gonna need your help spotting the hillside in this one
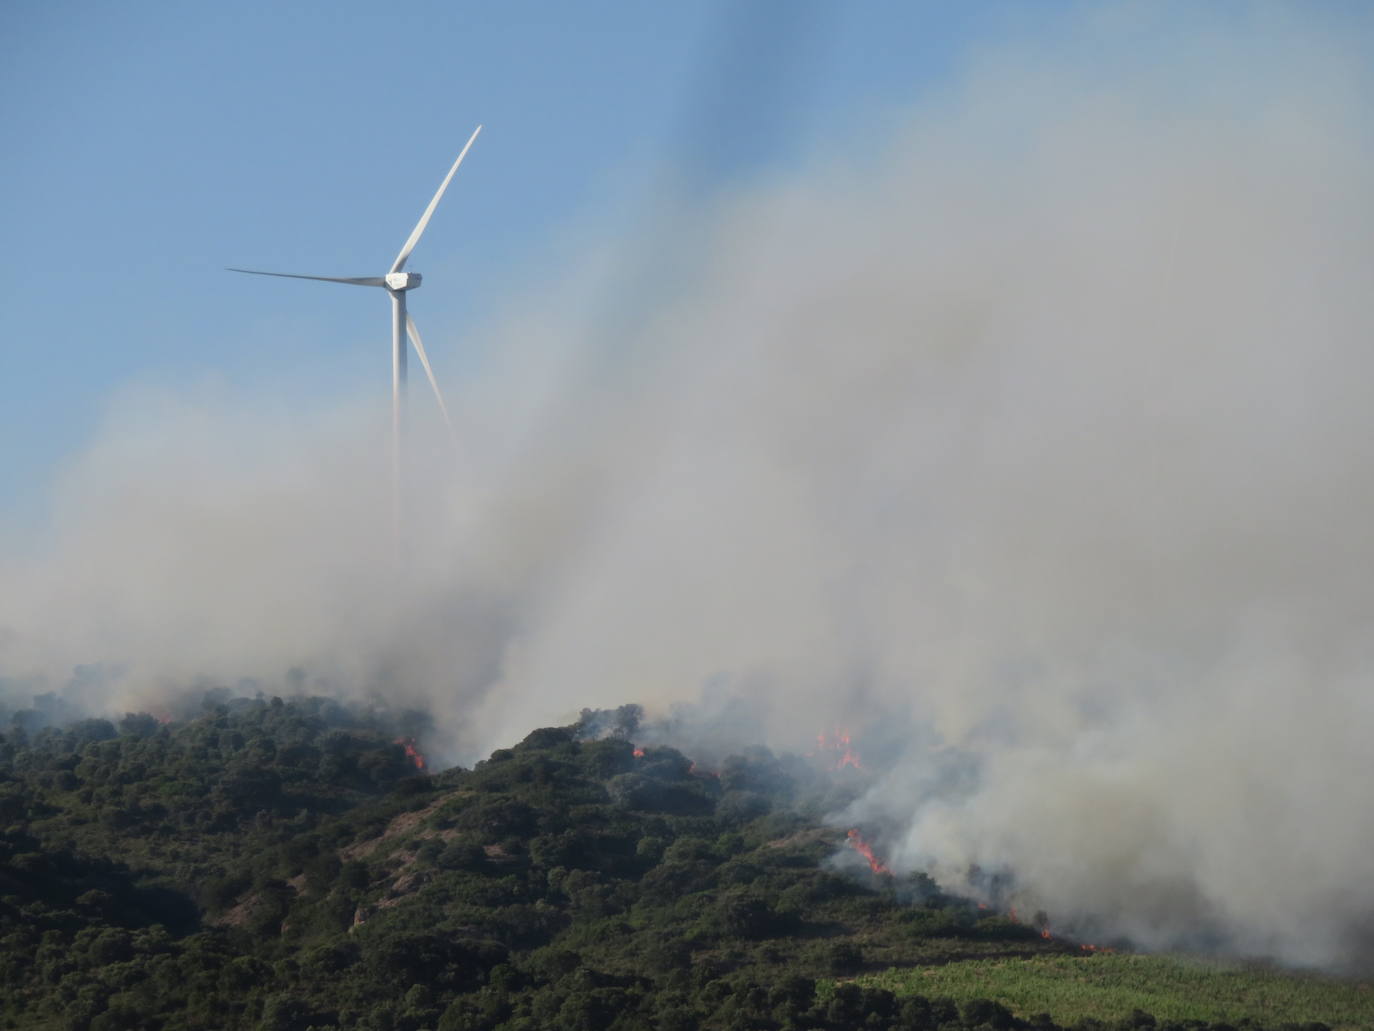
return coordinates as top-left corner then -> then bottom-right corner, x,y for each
0,694 -> 1367,1031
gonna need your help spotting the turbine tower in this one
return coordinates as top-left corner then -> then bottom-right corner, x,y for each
229,125 -> 482,543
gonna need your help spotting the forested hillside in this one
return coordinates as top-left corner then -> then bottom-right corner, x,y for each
0,694 -> 1365,1031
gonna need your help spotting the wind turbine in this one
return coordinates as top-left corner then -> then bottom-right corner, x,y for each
229,125 -> 482,539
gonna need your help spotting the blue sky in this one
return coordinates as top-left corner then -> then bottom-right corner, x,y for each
5,1 -> 1369,527
0,0 -> 1059,524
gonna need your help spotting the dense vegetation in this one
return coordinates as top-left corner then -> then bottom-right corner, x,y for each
1,692 -> 1367,1031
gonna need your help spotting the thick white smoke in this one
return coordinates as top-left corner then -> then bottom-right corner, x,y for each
3,5 -> 1372,969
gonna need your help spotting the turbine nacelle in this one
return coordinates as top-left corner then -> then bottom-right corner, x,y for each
385,271 -> 422,292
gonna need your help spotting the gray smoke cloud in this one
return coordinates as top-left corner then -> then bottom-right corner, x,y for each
4,4 -> 1373,969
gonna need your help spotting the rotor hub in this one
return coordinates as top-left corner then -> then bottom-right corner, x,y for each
386,271 -> 422,291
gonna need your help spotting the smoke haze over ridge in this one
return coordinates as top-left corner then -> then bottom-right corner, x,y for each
4,5 -> 1373,970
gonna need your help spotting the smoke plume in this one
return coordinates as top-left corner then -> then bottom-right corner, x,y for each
3,4 -> 1372,969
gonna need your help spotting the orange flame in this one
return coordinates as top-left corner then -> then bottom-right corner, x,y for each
846,829 -> 891,875
632,747 -> 645,758
816,729 -> 863,770
394,737 -> 426,770
975,903 -> 1085,948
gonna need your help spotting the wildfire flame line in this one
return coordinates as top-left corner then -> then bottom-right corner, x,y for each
816,729 -> 863,770
394,737 -> 426,771
846,829 -> 891,875
975,900 -> 1112,951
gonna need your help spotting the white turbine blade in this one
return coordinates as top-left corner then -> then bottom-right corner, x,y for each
405,313 -> 454,432
227,268 -> 387,287
390,125 -> 482,274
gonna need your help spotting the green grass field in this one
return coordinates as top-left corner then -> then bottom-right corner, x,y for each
839,953 -> 1374,1029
